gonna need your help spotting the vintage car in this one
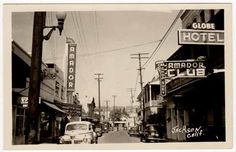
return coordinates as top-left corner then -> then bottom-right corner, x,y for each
95,124 -> 103,137
59,121 -> 97,144
140,124 -> 166,143
128,126 -> 140,137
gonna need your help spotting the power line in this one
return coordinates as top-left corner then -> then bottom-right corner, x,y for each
94,11 -> 101,52
78,40 -> 159,57
77,12 -> 89,52
71,12 -> 82,47
142,10 -> 184,67
74,12 -> 88,51
43,40 -> 159,61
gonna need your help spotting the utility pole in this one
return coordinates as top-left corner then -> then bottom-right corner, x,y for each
131,53 -> 149,128
127,88 -> 135,113
112,95 -> 117,111
95,73 -> 103,122
26,12 -> 46,144
26,12 -> 66,144
104,100 -> 110,120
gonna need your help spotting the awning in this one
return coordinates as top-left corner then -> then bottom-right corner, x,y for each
42,101 -> 66,114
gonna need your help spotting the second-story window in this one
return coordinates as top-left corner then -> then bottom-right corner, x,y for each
55,81 -> 60,97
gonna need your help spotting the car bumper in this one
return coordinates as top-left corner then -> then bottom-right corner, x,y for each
146,137 -> 166,142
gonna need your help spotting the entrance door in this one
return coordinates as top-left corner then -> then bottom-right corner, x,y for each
13,106 -> 26,144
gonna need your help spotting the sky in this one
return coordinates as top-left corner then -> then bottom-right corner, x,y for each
12,9 -> 182,111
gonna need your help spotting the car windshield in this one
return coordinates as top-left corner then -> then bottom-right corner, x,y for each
146,125 -> 158,131
66,124 -> 88,131
131,127 -> 137,130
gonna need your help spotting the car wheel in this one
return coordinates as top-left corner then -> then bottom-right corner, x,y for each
141,137 -> 146,142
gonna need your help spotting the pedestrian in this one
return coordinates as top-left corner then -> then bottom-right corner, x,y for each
60,116 -> 69,135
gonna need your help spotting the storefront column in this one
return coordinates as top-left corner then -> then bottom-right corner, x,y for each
171,108 -> 177,140
176,110 -> 180,140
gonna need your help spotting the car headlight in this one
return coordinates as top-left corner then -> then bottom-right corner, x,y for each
82,137 -> 92,143
59,135 -> 71,144
59,137 -> 64,144
82,134 -> 92,144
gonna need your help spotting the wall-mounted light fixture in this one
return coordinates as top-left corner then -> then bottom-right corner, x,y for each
43,12 -> 67,40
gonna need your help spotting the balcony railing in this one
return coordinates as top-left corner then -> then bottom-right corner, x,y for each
145,99 -> 164,108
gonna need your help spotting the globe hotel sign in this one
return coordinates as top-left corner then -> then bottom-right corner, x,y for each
67,43 -> 77,91
178,23 -> 224,45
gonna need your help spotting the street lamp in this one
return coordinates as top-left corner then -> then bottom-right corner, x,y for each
43,12 -> 66,40
26,12 -> 66,144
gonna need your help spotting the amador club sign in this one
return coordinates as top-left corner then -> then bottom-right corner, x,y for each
156,59 -> 206,96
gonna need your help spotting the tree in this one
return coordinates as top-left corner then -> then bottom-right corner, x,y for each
122,107 -> 129,117
110,107 -> 130,121
110,109 -> 122,121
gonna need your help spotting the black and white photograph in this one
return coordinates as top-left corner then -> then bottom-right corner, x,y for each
2,3 -> 233,150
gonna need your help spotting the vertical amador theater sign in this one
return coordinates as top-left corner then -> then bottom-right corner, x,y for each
178,23 -> 224,45
67,43 -> 77,91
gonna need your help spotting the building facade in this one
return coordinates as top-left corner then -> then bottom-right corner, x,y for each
136,9 -> 225,142
163,9 -> 225,141
12,41 -> 66,144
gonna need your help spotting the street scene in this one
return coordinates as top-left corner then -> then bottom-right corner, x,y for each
8,4 -> 230,147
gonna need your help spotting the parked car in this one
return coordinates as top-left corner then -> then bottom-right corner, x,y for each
128,126 -> 140,137
140,124 -> 166,143
59,121 -> 97,144
101,122 -> 110,133
95,125 -> 103,137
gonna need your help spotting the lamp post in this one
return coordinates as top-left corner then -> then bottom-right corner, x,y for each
26,12 -> 66,144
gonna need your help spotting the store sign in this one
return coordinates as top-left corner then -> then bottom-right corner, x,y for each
18,97 -> 28,107
42,69 -> 56,80
17,97 -> 41,107
164,60 -> 206,78
156,62 -> 167,96
67,44 -> 77,91
156,60 -> 206,96
178,23 -> 224,45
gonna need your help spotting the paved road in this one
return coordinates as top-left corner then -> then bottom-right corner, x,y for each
98,129 -> 141,143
